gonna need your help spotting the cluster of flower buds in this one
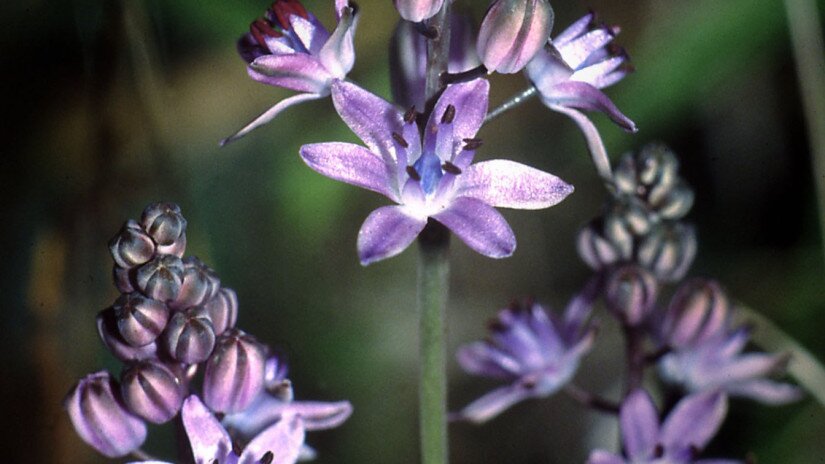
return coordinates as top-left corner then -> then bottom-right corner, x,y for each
65,203 -> 351,461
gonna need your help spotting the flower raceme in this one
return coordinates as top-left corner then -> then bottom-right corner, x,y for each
222,0 -> 358,145
300,79 -> 574,265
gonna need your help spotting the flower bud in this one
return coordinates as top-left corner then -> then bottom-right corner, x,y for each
163,308 -> 216,364
97,308 -> 158,362
170,257 -> 221,310
637,222 -> 697,282
113,265 -> 135,293
604,265 -> 658,326
605,197 -> 652,240
614,144 -> 694,221
64,371 -> 147,458
140,202 -> 187,247
135,254 -> 184,302
577,217 -> 631,270
203,329 -> 267,413
393,0 -> 443,22
112,293 -> 169,347
109,220 -> 156,269
121,361 -> 185,423
661,279 -> 730,348
194,287 -> 238,336
477,0 -> 554,74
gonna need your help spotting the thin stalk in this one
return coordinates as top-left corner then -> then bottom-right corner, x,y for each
783,0 -> 825,268
563,384 -> 620,414
425,2 -> 452,103
623,326 -> 646,395
484,86 -> 538,124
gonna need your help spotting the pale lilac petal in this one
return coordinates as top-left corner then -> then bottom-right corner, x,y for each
300,142 -> 396,200
289,15 -> 330,55
557,28 -> 615,70
586,450 -> 626,464
549,104 -> 612,180
240,413 -> 305,464
562,275 -> 600,339
525,46 -> 575,95
221,93 -> 323,146
181,395 -> 234,462
248,54 -> 332,93
661,391 -> 727,451
334,0 -> 349,19
549,81 -> 637,132
725,379 -> 803,405
620,390 -> 660,460
318,5 -> 357,78
221,393 -> 288,439
357,206 -> 426,265
702,353 -> 787,386
457,342 -> 523,379
456,383 -> 535,424
458,160 -> 573,210
393,0 -> 444,22
428,79 -> 489,141
331,81 -> 405,158
282,400 -> 353,431
553,13 -> 594,46
572,55 -> 626,88
432,197 -> 516,258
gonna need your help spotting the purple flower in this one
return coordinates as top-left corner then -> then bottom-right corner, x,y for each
222,0 -> 358,145
300,79 -> 573,265
130,395 -> 305,464
454,287 -> 598,423
393,0 -> 444,22
477,0 -> 554,74
656,280 -> 802,405
587,389 -> 738,464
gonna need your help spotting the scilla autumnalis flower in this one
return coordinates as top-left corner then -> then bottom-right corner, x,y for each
300,79 -> 574,265
222,0 -> 358,145
477,0 -> 554,74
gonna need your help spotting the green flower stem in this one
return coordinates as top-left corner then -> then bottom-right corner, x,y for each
417,223 -> 450,464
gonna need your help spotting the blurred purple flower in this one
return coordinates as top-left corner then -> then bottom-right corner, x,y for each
454,287 -> 598,423
587,389 -> 738,464
300,79 -> 573,265
222,0 -> 358,145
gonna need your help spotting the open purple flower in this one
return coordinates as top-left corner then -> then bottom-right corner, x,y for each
300,78 -> 573,265
130,395 -> 305,464
587,389 -> 738,464
454,286 -> 598,423
222,0 -> 358,145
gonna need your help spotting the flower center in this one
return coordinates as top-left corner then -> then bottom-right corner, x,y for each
249,0 -> 310,49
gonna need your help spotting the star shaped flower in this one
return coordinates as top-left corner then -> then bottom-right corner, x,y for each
300,78 -> 573,265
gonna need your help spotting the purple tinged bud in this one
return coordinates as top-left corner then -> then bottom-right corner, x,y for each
194,287 -> 239,336
477,0 -> 554,74
171,257 -> 221,310
164,308 -> 216,364
64,371 -> 147,458
120,361 -> 185,423
614,144 -> 694,221
97,308 -> 158,362
662,279 -> 730,348
393,0 -> 444,22
112,293 -> 169,347
135,254 -> 184,302
140,202 -> 187,247
638,222 -> 697,282
604,265 -> 658,326
577,217 -> 632,270
113,265 -> 135,293
109,220 -> 155,269
203,329 -> 267,414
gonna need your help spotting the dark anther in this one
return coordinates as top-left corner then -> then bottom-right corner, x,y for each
212,459 -> 219,464
392,132 -> 409,148
413,21 -> 438,39
463,138 -> 483,150
486,319 -> 506,333
406,166 -> 421,181
260,451 -> 275,464
688,444 -> 700,459
404,107 -> 417,124
521,378 -> 537,389
442,162 -> 461,175
232,440 -> 243,456
508,299 -> 522,311
441,104 -> 456,124
653,444 -> 664,458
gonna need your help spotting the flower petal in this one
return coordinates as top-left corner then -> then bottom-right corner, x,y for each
318,4 -> 358,78
221,93 -> 323,146
428,79 -> 489,141
585,450 -> 626,464
331,81 -> 405,159
300,142 -> 397,200
455,383 -> 535,424
548,104 -> 612,180
248,54 -> 332,93
553,13 -> 594,46
240,413 -> 305,464
357,206 -> 427,265
433,197 -> 515,258
620,390 -> 660,460
181,395 -> 234,463
456,342 -> 523,379
289,14 -> 330,56
548,81 -> 637,132
660,391 -> 727,452
458,159 -> 573,210
282,400 -> 353,431
725,379 -> 803,405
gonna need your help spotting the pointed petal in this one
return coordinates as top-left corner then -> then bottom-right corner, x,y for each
428,79 -> 489,141
181,395 -> 234,462
240,413 -> 305,464
586,450 -> 626,464
318,4 -> 357,78
357,206 -> 426,265
282,400 -> 353,431
433,197 -> 516,258
557,28 -> 615,70
548,81 -> 637,132
456,342 -> 523,379
458,159 -> 573,210
572,55 -> 627,88
548,104 -> 612,181
289,14 -> 330,55
661,391 -> 727,451
221,93 -> 323,146
620,390 -> 660,459
553,13 -> 594,46
703,353 -> 787,386
300,142 -> 397,200
331,81 -> 405,158
248,54 -> 332,93
725,379 -> 803,405
562,275 -> 600,339
456,383 -> 534,424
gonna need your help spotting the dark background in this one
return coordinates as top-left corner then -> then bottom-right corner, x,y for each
1,0 -> 824,462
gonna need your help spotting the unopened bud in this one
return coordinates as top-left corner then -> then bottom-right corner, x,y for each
64,371 -> 147,458
135,255 -> 184,302
121,361 -> 185,424
662,279 -> 730,348
194,287 -> 238,336
577,217 -> 632,270
113,265 -> 135,293
112,293 -> 169,347
109,220 -> 155,269
604,266 -> 658,326
97,308 -> 158,362
140,202 -> 187,247
393,0 -> 443,22
170,257 -> 221,310
614,144 -> 694,221
203,329 -> 267,413
477,0 -> 554,74
637,222 -> 697,282
164,308 -> 216,364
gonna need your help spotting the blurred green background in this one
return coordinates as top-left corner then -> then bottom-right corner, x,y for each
1,0 -> 824,462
